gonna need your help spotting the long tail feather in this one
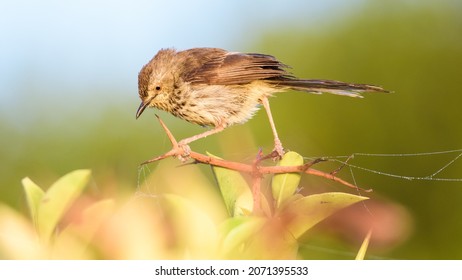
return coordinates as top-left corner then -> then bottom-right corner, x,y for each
269,78 -> 389,98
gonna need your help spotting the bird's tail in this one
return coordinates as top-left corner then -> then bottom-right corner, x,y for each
269,78 -> 389,98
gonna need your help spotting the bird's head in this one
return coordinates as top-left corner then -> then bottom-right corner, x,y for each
136,49 -> 177,119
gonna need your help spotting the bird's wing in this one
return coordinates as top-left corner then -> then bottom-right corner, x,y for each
180,48 -> 293,85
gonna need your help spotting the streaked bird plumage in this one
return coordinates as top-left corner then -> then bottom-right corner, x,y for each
137,47 -> 388,157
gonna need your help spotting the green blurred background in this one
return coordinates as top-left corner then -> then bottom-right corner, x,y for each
1,0 -> 462,259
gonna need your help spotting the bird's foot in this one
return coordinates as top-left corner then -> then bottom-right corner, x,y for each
271,146 -> 285,161
272,139 -> 285,160
258,144 -> 285,162
176,140 -> 192,162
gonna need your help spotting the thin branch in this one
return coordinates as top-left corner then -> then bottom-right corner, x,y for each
251,175 -> 262,214
141,116 -> 373,194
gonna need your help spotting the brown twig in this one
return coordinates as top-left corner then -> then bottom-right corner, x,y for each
141,116 -> 372,213
251,175 -> 262,215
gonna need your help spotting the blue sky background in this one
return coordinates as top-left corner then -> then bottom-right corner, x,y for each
2,1 -> 462,259
0,0 -> 363,124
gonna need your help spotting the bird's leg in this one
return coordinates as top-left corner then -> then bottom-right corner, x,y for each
177,123 -> 226,158
261,97 -> 285,159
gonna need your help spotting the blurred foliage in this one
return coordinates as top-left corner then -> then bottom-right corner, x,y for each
0,153 -> 367,259
252,1 -> 462,259
1,0 -> 462,259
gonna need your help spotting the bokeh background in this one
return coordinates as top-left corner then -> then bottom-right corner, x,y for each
1,0 -> 462,259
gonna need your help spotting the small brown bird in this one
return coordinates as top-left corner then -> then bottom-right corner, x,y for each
136,48 -> 387,157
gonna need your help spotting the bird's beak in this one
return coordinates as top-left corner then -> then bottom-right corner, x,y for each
136,101 -> 149,119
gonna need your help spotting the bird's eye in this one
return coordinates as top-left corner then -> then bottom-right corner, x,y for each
155,86 -> 161,91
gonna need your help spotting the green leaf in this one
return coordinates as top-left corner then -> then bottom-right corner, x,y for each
283,192 -> 368,239
21,177 -> 45,228
219,216 -> 266,257
355,229 -> 373,260
37,169 -> 91,241
208,152 -> 252,217
272,151 -> 304,209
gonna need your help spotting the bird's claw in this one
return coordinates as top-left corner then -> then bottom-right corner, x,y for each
271,147 -> 285,161
176,141 -> 191,162
272,140 -> 285,161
